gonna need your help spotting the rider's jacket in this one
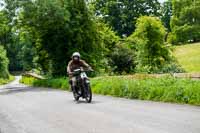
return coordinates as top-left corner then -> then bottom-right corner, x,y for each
67,59 -> 90,75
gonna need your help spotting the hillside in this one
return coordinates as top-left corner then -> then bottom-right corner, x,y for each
174,43 -> 200,72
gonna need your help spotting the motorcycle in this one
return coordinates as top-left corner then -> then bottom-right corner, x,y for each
70,68 -> 93,103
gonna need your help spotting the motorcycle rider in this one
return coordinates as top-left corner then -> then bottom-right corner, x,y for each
67,52 -> 93,91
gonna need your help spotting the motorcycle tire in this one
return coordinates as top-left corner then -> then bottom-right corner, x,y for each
85,84 -> 92,103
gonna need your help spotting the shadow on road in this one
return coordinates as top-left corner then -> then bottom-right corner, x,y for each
75,99 -> 101,104
0,86 -> 55,95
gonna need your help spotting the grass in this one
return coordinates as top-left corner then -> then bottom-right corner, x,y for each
20,76 -> 69,90
20,75 -> 200,106
0,75 -> 15,85
174,42 -> 200,72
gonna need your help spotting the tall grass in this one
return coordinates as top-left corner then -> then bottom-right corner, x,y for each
92,76 -> 200,105
20,76 -> 69,90
20,76 -> 200,105
0,76 -> 15,85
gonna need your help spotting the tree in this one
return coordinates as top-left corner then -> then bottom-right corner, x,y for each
17,29 -> 37,71
96,20 -> 119,53
0,11 -> 9,47
92,0 -> 161,36
0,1 -> 26,71
129,16 -> 171,73
170,0 -> 200,44
161,0 -> 172,32
17,0 -> 103,76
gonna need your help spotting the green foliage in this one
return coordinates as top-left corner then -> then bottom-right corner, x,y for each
0,11 -> 9,42
92,0 -> 161,36
108,44 -> 136,74
18,31 -> 37,71
0,75 -> 14,85
0,7 -> 35,71
17,0 -> 103,76
0,45 -> 9,78
170,0 -> 200,44
129,16 -> 173,73
96,20 -> 120,53
1,0 -> 194,75
161,0 -> 172,32
93,76 -> 200,105
20,76 -> 69,90
0,11 -> 8,72
21,75 -> 200,105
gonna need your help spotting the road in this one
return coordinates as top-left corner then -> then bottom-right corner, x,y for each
0,76 -> 200,133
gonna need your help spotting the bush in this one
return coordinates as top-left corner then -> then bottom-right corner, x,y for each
108,44 -> 136,74
0,45 -> 9,79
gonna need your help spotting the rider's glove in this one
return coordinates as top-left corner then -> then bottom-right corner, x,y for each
88,67 -> 94,71
68,72 -> 73,75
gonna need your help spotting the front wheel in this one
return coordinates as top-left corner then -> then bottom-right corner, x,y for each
72,87 -> 79,101
73,91 -> 79,101
85,84 -> 92,103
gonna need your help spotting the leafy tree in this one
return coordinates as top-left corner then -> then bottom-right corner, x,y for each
96,20 -> 119,53
17,0 -> 103,76
17,29 -> 37,71
170,0 -> 200,44
0,11 -> 16,73
92,0 -> 161,36
6,36 -> 23,71
94,20 -> 120,72
161,0 -> 172,32
129,16 -> 171,73
0,2 -> 25,71
0,45 -> 9,78
0,11 -> 9,47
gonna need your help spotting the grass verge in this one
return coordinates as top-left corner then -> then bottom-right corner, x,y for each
20,76 -> 200,106
20,76 -> 69,90
0,75 -> 15,85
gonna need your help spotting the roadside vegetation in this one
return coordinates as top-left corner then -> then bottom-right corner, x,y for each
21,75 -> 200,106
0,45 -> 13,85
1,0 -> 197,77
0,75 -> 14,85
0,45 -> 9,79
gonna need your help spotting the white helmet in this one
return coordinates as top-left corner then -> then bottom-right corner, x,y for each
72,52 -> 80,58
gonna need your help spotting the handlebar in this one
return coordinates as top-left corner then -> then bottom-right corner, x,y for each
68,68 -> 94,75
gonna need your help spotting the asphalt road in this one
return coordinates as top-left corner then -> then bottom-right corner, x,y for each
0,76 -> 200,133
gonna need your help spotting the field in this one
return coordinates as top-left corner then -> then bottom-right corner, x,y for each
174,43 -> 200,72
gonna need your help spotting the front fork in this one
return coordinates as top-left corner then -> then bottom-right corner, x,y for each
71,77 -> 90,97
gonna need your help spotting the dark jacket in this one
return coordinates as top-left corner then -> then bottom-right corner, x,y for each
67,59 -> 90,74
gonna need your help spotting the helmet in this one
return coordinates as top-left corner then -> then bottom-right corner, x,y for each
72,52 -> 80,58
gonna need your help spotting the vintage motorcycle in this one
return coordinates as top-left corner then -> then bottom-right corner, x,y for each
71,68 -> 93,103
